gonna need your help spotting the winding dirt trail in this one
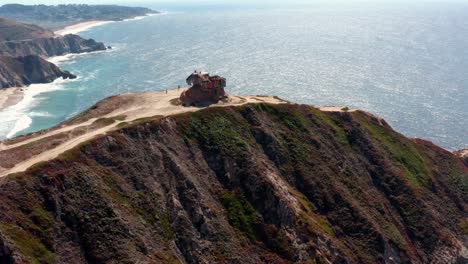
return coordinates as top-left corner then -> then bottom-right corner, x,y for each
0,88 -> 355,177
0,89 -> 301,177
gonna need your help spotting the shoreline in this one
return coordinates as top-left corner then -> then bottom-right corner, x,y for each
0,13 -> 159,115
0,88 -> 24,112
54,13 -> 161,36
54,20 -> 113,36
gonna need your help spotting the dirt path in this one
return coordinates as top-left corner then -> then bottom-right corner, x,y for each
0,89 -> 291,177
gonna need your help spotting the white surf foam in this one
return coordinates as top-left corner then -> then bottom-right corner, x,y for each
0,78 -> 71,139
6,115 -> 32,139
48,49 -> 109,65
122,12 -> 165,22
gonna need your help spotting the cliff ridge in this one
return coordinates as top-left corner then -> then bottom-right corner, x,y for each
0,92 -> 466,263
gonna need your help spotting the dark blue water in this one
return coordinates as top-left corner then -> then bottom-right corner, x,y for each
1,2 -> 467,150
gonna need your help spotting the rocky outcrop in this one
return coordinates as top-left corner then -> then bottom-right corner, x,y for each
0,18 -> 105,89
0,103 -> 466,263
0,55 -> 76,88
0,34 -> 106,58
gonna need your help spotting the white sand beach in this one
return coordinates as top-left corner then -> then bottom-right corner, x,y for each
54,21 -> 113,36
0,88 -> 23,112
54,13 -> 159,36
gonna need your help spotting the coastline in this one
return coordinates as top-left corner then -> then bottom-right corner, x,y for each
54,20 -> 113,35
0,12 -> 161,138
54,13 -> 161,36
0,87 -> 24,112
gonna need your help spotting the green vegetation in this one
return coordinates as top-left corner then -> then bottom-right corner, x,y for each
155,252 -> 181,264
221,192 -> 260,239
253,104 -> 308,132
312,109 -> 349,146
160,211 -> 175,240
459,219 -> 468,235
57,143 -> 85,161
0,224 -> 55,264
116,122 -> 130,129
131,115 -> 164,126
101,175 -> 175,240
381,222 -> 407,251
112,115 -> 127,121
183,113 -> 251,157
297,212 -> 334,237
92,115 -> 127,127
273,96 -> 291,103
355,114 -> 431,187
92,117 -> 116,127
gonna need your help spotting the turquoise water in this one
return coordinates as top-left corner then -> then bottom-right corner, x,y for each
1,2 -> 467,150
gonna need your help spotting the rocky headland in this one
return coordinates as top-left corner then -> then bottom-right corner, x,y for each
0,55 -> 76,88
0,91 -> 466,263
0,17 -> 106,89
0,34 -> 106,58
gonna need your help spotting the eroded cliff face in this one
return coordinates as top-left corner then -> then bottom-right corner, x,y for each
0,34 -> 106,58
0,55 -> 75,88
0,103 -> 466,264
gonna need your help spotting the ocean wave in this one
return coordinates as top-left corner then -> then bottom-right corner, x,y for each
29,111 -> 53,117
122,12 -> 165,22
0,79 -> 69,139
6,115 -> 32,139
48,50 -> 109,65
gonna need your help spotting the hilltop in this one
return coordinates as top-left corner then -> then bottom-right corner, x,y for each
0,91 -> 466,263
0,17 -> 54,41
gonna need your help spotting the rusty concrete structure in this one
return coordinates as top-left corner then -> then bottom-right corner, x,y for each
180,71 -> 226,106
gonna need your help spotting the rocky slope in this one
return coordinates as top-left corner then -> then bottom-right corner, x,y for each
0,102 -> 466,263
0,33 -> 106,58
0,55 -> 76,88
0,18 -> 106,88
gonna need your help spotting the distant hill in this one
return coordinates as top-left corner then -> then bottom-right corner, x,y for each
0,4 -> 159,29
0,17 -> 54,41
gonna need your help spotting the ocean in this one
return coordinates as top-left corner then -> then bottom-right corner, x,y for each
0,2 -> 467,151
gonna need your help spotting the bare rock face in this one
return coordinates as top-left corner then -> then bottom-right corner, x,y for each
0,55 -> 75,88
0,34 -> 106,58
0,17 -> 104,89
0,103 -> 466,263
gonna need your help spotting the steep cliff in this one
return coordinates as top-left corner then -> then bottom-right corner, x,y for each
0,103 -> 466,263
0,18 -> 105,88
0,55 -> 75,88
0,34 -> 106,58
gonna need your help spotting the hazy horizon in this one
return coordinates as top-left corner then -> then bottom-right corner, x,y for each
4,0 -> 468,6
